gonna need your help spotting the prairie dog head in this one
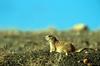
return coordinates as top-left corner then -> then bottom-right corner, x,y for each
45,35 -> 58,42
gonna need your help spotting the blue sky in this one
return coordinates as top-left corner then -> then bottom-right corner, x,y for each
0,0 -> 100,30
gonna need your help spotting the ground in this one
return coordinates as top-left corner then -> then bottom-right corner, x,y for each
0,29 -> 100,66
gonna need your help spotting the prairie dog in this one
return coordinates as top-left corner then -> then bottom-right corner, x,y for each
45,35 -> 75,55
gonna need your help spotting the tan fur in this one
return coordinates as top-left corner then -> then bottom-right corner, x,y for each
45,35 -> 75,55
73,23 -> 88,32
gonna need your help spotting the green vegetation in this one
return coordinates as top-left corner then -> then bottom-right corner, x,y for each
0,29 -> 100,66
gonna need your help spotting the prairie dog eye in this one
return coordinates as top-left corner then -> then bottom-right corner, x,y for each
48,35 -> 53,37
45,35 -> 51,40
45,35 -> 54,40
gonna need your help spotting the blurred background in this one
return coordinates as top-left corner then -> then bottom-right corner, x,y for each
0,0 -> 100,31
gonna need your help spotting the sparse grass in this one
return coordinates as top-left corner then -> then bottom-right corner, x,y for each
0,30 -> 100,66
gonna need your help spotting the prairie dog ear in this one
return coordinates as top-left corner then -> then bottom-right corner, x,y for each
54,35 -> 59,40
